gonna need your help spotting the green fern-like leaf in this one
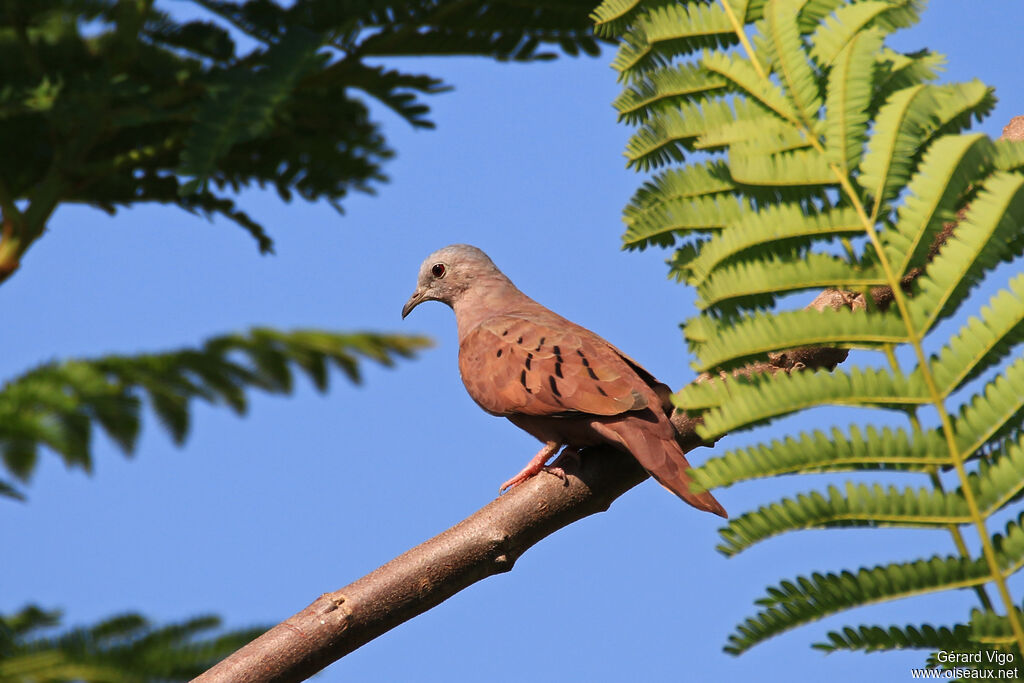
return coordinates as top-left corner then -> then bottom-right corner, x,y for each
695,252 -> 884,312
613,61 -> 728,124
625,98 -> 739,170
613,0 -> 1024,661
971,606 -> 1024,646
928,272 -> 1024,396
858,81 -> 996,212
686,307 -> 907,371
873,47 -> 943,101
695,111 -> 805,152
0,605 -> 264,682
906,171 -> 1024,334
0,477 -> 27,501
950,355 -> 1024,460
813,622 -> 974,653
693,424 -> 951,491
177,26 -> 327,195
685,203 -> 862,284
612,2 -> 739,78
729,146 -> 837,187
622,193 -> 751,249
994,139 -> 1024,172
623,161 -> 738,250
718,436 -> 1024,556
884,133 -> 992,276
823,28 -> 882,172
765,0 -> 822,126
702,50 -> 800,124
680,367 -> 929,438
0,328 -> 431,491
726,554 -> 996,655
809,0 -> 913,66
718,482 -> 972,557
591,0 -> 650,38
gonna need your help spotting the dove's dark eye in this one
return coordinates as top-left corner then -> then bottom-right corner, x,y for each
431,263 -> 446,278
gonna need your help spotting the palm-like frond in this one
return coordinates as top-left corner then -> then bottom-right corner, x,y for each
684,204 -> 863,285
0,329 -> 430,499
906,171 -> 1024,333
176,27 -> 328,195
729,147 -> 837,186
607,0 -> 1024,664
823,28 -> 881,172
625,98 -> 740,170
928,273 -> 1024,396
623,193 -> 750,249
718,433 -> 1024,556
858,81 -> 996,214
764,0 -> 821,126
612,2 -> 739,77
813,622 -> 973,654
614,61 -> 727,124
695,252 -> 885,313
693,425 -> 951,491
686,308 -> 907,370
0,605 -> 264,682
0,0 -> 605,259
680,367 -> 929,437
808,0 -> 919,67
950,356 -> 1024,460
725,554 -> 995,655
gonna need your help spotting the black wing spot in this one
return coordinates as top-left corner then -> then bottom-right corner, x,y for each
586,367 -> 598,380
520,369 -> 532,394
597,386 -> 608,396
578,353 -> 591,367
496,349 -> 502,358
534,337 -> 546,351
502,330 -> 509,336
525,352 -> 533,370
554,361 -> 563,378
516,336 -> 523,344
548,376 -> 561,397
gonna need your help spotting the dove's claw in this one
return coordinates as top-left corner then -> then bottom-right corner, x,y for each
542,465 -> 567,485
499,441 -> 562,494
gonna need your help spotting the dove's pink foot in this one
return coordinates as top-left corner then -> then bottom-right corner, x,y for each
499,441 -> 562,493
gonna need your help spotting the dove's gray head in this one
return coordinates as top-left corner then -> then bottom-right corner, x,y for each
402,244 -> 513,318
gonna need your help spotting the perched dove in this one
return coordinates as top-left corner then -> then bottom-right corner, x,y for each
402,244 -> 726,517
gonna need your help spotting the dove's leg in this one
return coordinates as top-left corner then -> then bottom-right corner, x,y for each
499,441 -> 562,493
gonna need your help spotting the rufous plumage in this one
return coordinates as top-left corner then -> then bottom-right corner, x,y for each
403,244 -> 726,517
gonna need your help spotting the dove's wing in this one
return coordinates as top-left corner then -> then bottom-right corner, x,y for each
458,313 -> 652,418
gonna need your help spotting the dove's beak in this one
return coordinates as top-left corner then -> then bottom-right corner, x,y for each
402,289 -> 426,319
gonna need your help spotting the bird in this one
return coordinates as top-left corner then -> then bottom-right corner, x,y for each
402,244 -> 726,518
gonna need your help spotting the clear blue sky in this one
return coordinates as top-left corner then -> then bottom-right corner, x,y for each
3,3 -> 1023,681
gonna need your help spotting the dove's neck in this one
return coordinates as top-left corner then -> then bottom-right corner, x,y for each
452,278 -> 532,339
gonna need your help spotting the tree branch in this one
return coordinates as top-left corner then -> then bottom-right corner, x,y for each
197,116 -> 1024,683
194,447 -> 648,683
187,293 -> 886,683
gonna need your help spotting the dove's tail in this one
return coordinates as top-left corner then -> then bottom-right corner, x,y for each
592,417 -> 727,518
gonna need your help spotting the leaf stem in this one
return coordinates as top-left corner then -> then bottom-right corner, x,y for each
842,168 -> 1023,650
720,0 -> 767,80
882,345 -> 995,612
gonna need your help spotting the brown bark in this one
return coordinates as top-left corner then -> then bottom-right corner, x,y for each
195,115 -> 1024,682
193,447 -> 649,683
